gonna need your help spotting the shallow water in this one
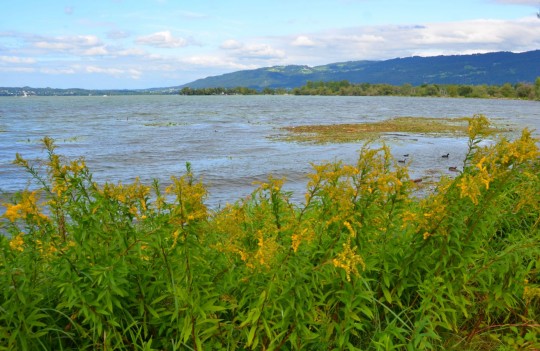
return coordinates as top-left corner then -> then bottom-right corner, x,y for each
1,95 -> 539,207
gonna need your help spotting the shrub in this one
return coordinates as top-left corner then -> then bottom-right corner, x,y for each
1,115 -> 539,350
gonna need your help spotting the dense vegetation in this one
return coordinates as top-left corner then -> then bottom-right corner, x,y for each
180,86 -> 260,96
179,79 -> 540,100
1,116 -> 539,350
289,79 -> 540,100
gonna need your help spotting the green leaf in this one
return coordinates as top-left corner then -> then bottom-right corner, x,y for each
382,287 -> 393,303
247,325 -> 257,347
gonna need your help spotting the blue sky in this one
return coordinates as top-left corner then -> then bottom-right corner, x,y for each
1,0 -> 539,89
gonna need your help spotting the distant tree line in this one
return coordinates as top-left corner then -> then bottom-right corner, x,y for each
181,78 -> 540,100
290,78 -> 540,100
179,86 -> 259,95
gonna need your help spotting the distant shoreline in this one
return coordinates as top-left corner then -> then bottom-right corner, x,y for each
2,79 -> 539,101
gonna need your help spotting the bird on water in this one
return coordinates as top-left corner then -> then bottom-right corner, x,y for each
442,153 -> 449,158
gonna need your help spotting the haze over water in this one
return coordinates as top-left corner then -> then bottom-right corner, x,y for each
1,95 -> 539,207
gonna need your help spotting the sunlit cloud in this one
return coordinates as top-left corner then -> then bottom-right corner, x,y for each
115,48 -> 148,57
135,31 -> 188,48
279,17 -> 540,65
220,39 -> 243,50
40,67 -> 76,74
85,65 -> 142,79
291,36 -> 317,47
0,55 -> 36,64
220,40 -> 285,60
32,35 -> 108,56
180,55 -> 255,70
0,66 -> 35,73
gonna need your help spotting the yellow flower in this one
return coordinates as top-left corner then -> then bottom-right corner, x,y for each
458,175 -> 481,205
9,234 -> 25,252
343,221 -> 356,238
2,191 -> 48,223
332,238 -> 366,282
4,203 -> 23,222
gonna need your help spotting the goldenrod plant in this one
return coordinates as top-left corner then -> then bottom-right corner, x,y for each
1,115 -> 539,350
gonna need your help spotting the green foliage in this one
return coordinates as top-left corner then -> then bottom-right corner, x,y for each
180,86 -> 258,95
290,80 -> 540,100
1,116 -> 539,350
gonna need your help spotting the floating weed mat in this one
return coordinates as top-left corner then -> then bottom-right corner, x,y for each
276,116 -> 506,144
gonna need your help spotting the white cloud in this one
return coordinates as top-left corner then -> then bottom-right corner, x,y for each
239,44 -> 285,59
291,35 -> 316,47
0,55 -> 36,64
116,48 -> 147,57
220,39 -> 243,50
135,31 -> 188,48
32,35 -> 108,56
279,17 -> 540,65
180,55 -> 255,70
0,66 -> 35,73
40,67 -> 76,74
82,46 -> 109,56
219,40 -> 285,60
85,65 -> 142,79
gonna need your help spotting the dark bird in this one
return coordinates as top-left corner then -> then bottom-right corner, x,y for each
442,153 -> 449,158
403,154 -> 409,157
449,166 -> 458,172
398,159 -> 406,163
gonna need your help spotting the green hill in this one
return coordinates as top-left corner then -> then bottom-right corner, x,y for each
181,50 -> 540,90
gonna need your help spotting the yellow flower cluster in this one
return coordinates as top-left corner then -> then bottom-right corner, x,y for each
254,230 -> 279,267
459,128 -> 539,205
9,233 -> 25,252
210,177 -> 293,270
466,114 -> 492,140
3,190 -> 49,223
35,239 -> 58,259
165,173 -> 208,227
414,180 -> 451,239
291,227 -> 316,253
332,238 -> 366,282
102,178 -> 150,205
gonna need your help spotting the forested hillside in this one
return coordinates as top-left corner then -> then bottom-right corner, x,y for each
181,50 -> 540,90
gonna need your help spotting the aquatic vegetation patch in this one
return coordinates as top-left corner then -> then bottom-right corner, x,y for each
143,121 -> 187,127
277,115 -> 506,144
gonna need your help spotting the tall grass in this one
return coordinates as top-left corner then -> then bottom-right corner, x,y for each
1,115 -> 539,350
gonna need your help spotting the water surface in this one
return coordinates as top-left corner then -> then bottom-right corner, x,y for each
1,95 -> 538,207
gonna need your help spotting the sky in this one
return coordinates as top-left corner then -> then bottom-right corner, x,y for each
1,0 -> 540,89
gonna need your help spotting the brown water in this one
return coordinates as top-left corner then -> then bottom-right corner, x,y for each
1,95 -> 538,207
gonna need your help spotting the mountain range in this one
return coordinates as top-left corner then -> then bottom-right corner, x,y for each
181,50 -> 540,90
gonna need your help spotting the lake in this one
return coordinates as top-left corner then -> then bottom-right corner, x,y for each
1,95 -> 539,208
